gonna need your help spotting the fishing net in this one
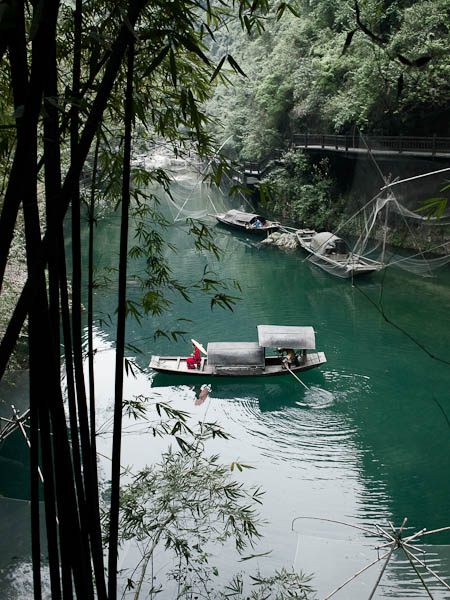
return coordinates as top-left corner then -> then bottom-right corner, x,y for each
333,131 -> 450,277
139,150 -> 254,223
138,144 -> 450,277
306,254 -> 353,278
348,169 -> 450,276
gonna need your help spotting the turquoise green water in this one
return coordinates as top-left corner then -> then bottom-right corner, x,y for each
1,166 -> 450,598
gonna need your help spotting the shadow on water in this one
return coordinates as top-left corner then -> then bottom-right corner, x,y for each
151,368 -> 334,412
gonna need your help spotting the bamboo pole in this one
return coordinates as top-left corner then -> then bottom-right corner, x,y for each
286,365 -> 309,390
403,546 -> 450,591
324,550 -> 391,600
108,39 -> 134,600
401,546 -> 434,600
11,405 -> 44,484
367,544 -> 395,600
417,526 -> 450,538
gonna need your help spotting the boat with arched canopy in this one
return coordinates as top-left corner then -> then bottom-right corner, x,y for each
149,325 -> 326,377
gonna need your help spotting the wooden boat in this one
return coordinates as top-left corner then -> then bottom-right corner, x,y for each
209,209 -> 280,235
149,325 -> 326,377
296,230 -> 383,278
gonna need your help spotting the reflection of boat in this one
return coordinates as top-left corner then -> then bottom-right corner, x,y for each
149,325 -> 326,377
297,230 -> 383,278
209,209 -> 280,235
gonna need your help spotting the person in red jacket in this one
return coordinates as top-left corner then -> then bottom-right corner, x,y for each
186,343 -> 201,369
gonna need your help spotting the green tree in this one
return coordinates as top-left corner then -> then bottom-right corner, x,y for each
207,0 -> 450,161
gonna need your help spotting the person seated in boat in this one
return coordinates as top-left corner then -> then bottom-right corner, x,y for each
186,343 -> 201,369
279,348 -> 299,368
296,349 -> 307,364
253,218 -> 262,228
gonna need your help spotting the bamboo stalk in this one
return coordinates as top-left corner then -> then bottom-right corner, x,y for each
108,39 -> 134,600
367,544 -> 396,600
403,547 -> 450,591
324,550 -> 391,600
401,546 -> 435,600
133,515 -> 175,600
11,405 -> 44,484
291,515 -> 378,537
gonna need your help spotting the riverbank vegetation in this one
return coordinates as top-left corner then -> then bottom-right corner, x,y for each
206,0 -> 450,241
260,151 -> 346,230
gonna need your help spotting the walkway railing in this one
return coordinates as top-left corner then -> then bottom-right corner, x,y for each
231,134 -> 450,185
242,149 -> 284,177
292,133 -> 450,156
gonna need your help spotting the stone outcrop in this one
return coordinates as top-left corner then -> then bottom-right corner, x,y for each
260,232 -> 298,250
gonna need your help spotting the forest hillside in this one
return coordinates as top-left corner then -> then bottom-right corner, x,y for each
206,0 -> 450,162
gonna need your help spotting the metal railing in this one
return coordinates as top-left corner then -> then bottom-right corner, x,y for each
291,133 -> 450,155
242,149 -> 284,176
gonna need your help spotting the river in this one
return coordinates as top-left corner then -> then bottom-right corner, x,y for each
1,161 -> 450,598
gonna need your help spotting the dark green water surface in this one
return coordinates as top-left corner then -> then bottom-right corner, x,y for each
1,166 -> 450,598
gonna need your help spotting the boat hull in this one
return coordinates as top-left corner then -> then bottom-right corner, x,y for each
307,254 -> 382,277
149,352 -> 326,377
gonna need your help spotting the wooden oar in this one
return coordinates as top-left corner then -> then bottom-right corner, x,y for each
286,365 -> 309,390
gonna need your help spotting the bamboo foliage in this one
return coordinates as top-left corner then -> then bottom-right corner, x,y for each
0,1 -> 276,597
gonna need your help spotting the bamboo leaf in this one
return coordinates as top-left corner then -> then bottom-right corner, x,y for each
187,89 -> 201,133
144,45 -> 170,77
124,343 -> 143,355
415,197 -> 447,219
210,55 -> 227,83
412,55 -> 432,68
227,55 -> 247,78
239,550 -> 271,561
397,54 -> 412,66
276,3 -> 286,21
169,48 -> 177,88
286,3 -> 300,17
177,34 -> 210,65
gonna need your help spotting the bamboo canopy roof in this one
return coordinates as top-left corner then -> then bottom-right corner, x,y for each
257,325 -> 316,349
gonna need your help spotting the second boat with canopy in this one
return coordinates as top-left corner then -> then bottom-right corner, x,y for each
210,209 -> 280,236
297,230 -> 383,278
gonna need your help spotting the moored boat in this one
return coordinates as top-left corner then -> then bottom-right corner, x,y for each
149,325 -> 326,377
209,209 -> 280,235
296,230 -> 383,278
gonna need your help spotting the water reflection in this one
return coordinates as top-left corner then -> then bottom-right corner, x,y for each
151,371 -> 361,473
